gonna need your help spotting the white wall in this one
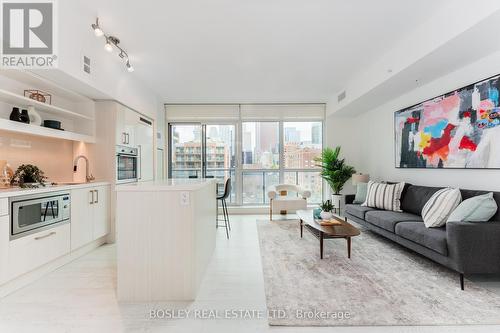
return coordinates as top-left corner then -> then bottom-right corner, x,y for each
54,0 -> 161,120
349,50 -> 500,191
324,107 -> 360,195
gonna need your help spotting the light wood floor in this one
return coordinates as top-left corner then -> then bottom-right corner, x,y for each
0,215 -> 499,332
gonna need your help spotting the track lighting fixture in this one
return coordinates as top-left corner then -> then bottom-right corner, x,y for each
91,17 -> 134,72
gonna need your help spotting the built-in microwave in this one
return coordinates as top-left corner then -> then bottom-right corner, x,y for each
116,145 -> 139,184
10,192 -> 71,240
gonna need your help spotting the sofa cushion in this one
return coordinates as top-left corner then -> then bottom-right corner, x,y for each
401,185 -> 443,216
395,222 -> 448,256
345,204 -> 377,220
422,188 -> 462,228
362,181 -> 406,212
448,192 -> 498,223
461,189 -> 500,222
365,211 -> 423,232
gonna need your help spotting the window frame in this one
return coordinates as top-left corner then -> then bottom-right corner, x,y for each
168,119 -> 324,206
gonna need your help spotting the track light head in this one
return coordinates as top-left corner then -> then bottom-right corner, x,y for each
91,18 -> 104,37
104,38 -> 113,52
126,60 -> 134,72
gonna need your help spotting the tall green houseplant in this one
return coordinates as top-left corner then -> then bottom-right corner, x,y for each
315,146 -> 356,195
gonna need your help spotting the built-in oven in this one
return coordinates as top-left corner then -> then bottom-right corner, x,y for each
116,145 -> 139,184
10,192 -> 71,240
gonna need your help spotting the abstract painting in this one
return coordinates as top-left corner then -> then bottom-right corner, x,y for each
395,74 -> 500,169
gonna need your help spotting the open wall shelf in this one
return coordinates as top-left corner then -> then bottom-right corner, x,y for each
0,88 -> 94,121
0,118 -> 95,143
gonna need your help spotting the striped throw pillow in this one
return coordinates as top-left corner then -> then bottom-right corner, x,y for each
422,188 -> 462,228
361,181 -> 405,212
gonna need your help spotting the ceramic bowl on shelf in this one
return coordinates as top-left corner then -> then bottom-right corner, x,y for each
43,120 -> 64,130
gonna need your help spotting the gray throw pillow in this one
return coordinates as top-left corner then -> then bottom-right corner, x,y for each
447,192 -> 498,223
353,183 -> 368,204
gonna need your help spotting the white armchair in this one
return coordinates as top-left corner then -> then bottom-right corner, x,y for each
268,184 -> 311,220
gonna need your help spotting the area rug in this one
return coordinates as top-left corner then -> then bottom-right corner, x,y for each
256,219 -> 500,326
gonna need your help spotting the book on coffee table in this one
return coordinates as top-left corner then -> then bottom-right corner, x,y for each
316,219 -> 343,226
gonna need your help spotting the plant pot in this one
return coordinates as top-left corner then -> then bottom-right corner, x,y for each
320,211 -> 333,220
21,175 -> 36,184
331,194 -> 344,210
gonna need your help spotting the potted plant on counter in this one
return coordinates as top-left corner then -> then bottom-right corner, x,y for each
10,164 -> 47,188
319,200 -> 334,220
315,146 -> 356,211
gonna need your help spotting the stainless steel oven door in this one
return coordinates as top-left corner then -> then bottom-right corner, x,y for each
116,146 -> 139,184
11,195 -> 65,236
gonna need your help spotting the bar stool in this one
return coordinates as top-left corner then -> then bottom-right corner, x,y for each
216,178 -> 231,239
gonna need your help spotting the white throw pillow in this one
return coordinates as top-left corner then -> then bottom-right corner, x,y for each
422,188 -> 462,228
361,181 -> 405,212
447,192 -> 498,223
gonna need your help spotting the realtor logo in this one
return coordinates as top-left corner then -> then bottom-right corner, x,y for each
1,0 -> 58,68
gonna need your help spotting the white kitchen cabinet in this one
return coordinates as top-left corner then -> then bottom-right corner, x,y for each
70,185 -> 110,251
0,215 -> 9,285
116,105 -> 139,147
0,198 -> 8,216
7,223 -> 71,281
93,185 -> 110,239
116,105 -> 127,145
70,188 -> 93,250
136,118 -> 155,182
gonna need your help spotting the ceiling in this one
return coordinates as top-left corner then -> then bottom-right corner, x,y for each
87,0 -> 447,103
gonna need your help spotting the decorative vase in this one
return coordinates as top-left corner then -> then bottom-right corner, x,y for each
331,194 -> 344,211
320,211 -> 333,220
19,109 -> 30,124
9,107 -> 21,121
27,106 -> 43,126
0,161 -> 11,188
313,207 -> 322,219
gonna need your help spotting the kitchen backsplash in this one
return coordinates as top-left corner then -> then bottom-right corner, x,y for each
0,132 -> 74,182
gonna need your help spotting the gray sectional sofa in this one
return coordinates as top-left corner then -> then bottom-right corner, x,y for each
344,184 -> 500,290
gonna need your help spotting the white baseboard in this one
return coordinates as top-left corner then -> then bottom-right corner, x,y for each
0,236 -> 107,298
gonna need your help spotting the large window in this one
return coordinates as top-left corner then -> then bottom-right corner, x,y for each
241,122 -> 280,204
169,123 -> 236,203
283,122 -> 323,204
166,104 -> 324,206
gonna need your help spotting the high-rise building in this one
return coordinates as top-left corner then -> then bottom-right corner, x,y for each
312,123 -> 321,144
174,139 -> 230,170
285,127 -> 300,143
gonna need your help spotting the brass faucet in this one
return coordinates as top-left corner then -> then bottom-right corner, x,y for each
73,155 -> 95,183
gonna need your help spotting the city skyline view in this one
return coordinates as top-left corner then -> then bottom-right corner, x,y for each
170,121 -> 323,204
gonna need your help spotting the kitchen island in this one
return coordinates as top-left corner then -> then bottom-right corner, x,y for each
115,179 -> 217,301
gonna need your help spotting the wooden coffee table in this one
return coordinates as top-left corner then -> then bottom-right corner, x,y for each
296,210 -> 360,259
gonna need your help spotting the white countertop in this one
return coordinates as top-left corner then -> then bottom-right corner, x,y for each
0,181 -> 111,199
116,179 -> 216,192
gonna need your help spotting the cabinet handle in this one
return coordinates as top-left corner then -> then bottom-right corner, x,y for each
122,132 -> 126,144
90,190 -> 94,205
126,133 -> 130,144
94,190 -> 99,204
137,145 -> 142,180
35,231 -> 56,240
